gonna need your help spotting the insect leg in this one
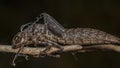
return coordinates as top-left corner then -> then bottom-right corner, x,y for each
47,41 -> 63,58
37,41 -> 63,58
11,45 -> 25,66
48,41 -> 63,51
45,41 -> 63,56
40,13 -> 65,37
71,52 -> 79,61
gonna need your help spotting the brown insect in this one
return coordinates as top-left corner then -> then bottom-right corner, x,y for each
12,13 -> 120,66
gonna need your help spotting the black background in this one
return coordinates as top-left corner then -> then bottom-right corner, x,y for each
0,0 -> 120,68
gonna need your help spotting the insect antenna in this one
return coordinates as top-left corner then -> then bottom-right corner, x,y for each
20,23 -> 32,31
33,14 -> 43,24
20,14 -> 43,32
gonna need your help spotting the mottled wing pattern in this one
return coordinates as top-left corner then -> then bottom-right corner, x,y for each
63,28 -> 120,45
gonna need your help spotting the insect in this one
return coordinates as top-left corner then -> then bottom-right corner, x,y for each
12,13 -> 120,66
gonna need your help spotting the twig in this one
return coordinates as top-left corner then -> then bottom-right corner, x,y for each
0,44 -> 120,56
81,44 -> 120,52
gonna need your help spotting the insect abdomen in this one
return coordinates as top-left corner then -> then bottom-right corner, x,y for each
60,28 -> 120,45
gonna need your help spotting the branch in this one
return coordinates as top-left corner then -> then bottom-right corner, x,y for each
0,45 -> 82,56
0,44 -> 120,57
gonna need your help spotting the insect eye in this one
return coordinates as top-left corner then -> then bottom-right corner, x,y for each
14,35 -> 22,41
15,36 -> 19,40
